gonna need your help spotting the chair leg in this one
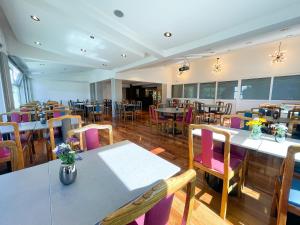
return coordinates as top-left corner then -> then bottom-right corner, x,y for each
242,152 -> 249,189
237,168 -> 242,198
220,179 -> 229,219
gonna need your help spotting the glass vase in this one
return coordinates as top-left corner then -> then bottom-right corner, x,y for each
275,134 -> 286,143
251,125 -> 262,140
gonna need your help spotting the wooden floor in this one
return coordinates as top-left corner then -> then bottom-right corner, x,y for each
1,113 -> 280,225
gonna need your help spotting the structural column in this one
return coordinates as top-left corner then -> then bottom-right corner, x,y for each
111,78 -> 122,117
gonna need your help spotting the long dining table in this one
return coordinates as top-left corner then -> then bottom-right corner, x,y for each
0,118 -> 81,134
0,140 -> 180,225
192,125 -> 300,161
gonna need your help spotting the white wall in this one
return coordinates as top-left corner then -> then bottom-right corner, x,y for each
30,78 -> 90,104
169,36 -> 300,112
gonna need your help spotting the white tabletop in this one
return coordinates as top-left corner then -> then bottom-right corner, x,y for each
192,126 -> 300,161
155,107 -> 184,114
0,163 -> 51,225
0,140 -> 180,225
0,121 -> 37,134
34,118 -> 80,130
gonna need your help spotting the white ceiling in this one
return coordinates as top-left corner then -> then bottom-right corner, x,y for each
1,0 -> 300,77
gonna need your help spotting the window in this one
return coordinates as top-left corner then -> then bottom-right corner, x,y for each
172,84 -> 183,98
272,75 -> 300,100
199,82 -> 216,99
184,83 -> 198,98
217,80 -> 238,99
240,77 -> 271,100
9,62 -> 23,108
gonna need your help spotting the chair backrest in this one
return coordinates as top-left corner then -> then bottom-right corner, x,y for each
276,145 -> 300,224
0,140 -> 18,171
288,118 -> 300,139
184,107 -> 193,124
224,103 -> 232,115
0,122 -> 24,169
149,105 -> 157,122
188,124 -> 231,176
48,115 -> 82,159
221,115 -> 253,130
68,124 -> 113,151
10,112 -> 21,123
100,169 -> 196,225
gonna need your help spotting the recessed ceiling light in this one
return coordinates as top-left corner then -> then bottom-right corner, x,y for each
81,48 -> 87,52
287,34 -> 293,38
90,35 -> 95,39
34,41 -> 41,45
40,63 -> 45,66
246,41 -> 252,45
164,32 -> 172,38
210,51 -> 215,54
30,15 -> 40,21
121,53 -> 127,58
102,63 -> 108,66
114,10 -> 124,18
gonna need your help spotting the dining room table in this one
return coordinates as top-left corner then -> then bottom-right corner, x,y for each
0,140 -> 180,225
192,125 -> 300,161
155,107 -> 185,121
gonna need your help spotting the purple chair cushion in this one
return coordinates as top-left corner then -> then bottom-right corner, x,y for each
0,147 -> 10,158
85,128 -> 100,150
230,117 -> 241,129
22,114 -> 30,122
127,215 -> 145,225
53,111 -> 62,118
11,113 -> 21,123
144,194 -> 174,225
194,151 -> 242,174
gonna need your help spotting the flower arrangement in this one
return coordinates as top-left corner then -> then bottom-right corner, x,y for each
271,123 -> 288,143
271,124 -> 288,136
246,118 -> 266,140
53,143 -> 75,165
245,117 -> 266,127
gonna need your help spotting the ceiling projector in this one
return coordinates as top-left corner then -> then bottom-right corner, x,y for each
179,65 -> 190,72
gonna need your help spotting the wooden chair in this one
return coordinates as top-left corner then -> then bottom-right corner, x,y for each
45,109 -> 72,120
134,101 -> 143,120
68,124 -> 113,151
122,104 -> 134,122
188,124 -> 243,219
288,117 -> 300,140
0,122 -> 28,170
100,169 -> 196,225
271,145 -> 300,225
149,105 -> 167,132
0,140 -> 18,171
89,103 -> 102,122
214,103 -> 232,122
221,114 -> 253,188
48,115 -> 82,160
175,106 -> 194,135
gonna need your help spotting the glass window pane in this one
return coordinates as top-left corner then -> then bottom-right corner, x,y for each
184,83 -> 198,98
199,82 -> 216,99
217,80 -> 238,99
12,85 -> 20,108
172,84 -> 183,98
240,77 -> 271,100
272,75 -> 300,100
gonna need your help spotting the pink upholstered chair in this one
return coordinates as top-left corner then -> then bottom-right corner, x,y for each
176,106 -> 194,135
10,112 -> 21,123
68,124 -> 113,151
100,169 -> 196,225
221,114 -> 253,187
0,139 -> 18,171
0,122 -> 29,170
189,124 -> 243,219
149,105 -> 166,131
